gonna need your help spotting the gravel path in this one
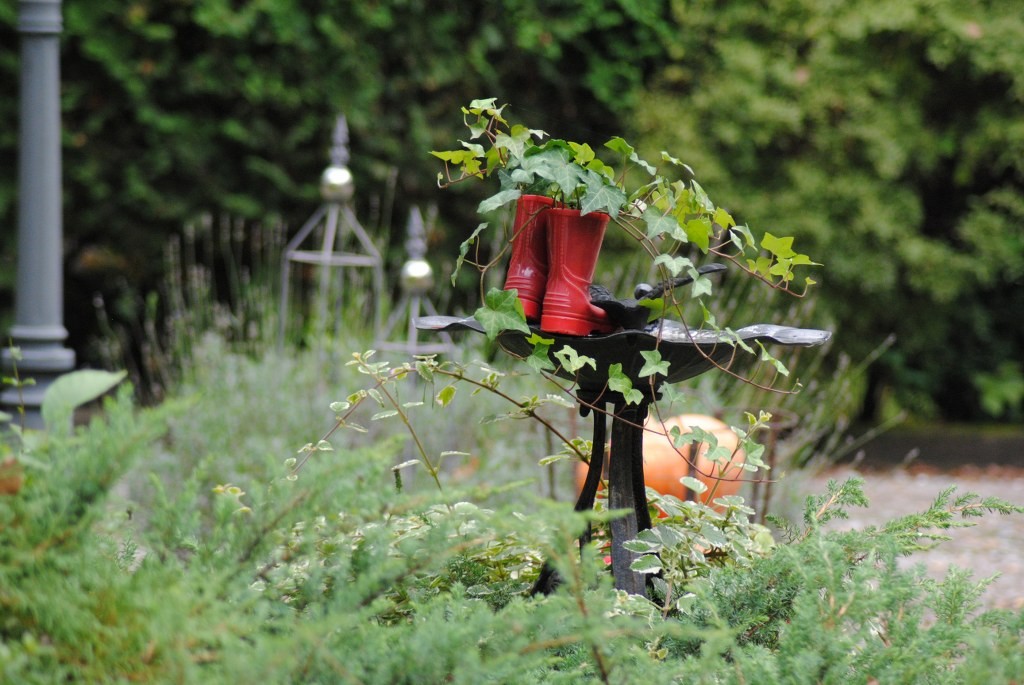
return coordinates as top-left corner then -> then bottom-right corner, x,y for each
802,464 -> 1024,611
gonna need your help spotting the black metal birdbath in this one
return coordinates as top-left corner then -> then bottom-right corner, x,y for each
416,315 -> 831,596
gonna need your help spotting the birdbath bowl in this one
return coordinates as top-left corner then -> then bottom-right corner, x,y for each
415,315 -> 831,596
417,316 -> 829,393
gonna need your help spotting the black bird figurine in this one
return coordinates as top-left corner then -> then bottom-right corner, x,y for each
588,263 -> 728,331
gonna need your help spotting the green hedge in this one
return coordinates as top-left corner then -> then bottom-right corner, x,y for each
630,0 -> 1024,420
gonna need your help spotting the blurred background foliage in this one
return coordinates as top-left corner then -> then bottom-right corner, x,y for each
0,0 -> 1021,423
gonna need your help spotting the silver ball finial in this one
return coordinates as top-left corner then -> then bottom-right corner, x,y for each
320,114 -> 354,202
399,207 -> 434,293
400,259 -> 434,293
320,165 -> 354,202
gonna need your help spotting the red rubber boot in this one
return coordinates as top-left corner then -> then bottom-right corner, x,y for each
540,208 -> 615,336
503,194 -> 556,322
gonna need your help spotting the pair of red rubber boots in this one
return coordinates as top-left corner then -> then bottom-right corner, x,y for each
502,195 -> 615,336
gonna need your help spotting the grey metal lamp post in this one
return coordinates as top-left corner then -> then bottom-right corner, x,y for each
1,0 -> 76,429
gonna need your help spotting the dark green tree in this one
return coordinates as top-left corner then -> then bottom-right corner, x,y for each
629,0 -> 1024,420
2,0 -> 1022,420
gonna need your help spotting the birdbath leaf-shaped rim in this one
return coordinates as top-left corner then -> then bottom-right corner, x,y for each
414,315 -> 830,392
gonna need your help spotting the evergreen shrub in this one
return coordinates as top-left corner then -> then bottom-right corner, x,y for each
2,348 -> 1022,683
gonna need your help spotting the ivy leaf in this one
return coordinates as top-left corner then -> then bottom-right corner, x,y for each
757,342 -> 791,377
477,188 -> 521,214
747,255 -> 773,279
554,345 -> 597,373
637,298 -> 667,323
713,206 -> 736,229
729,223 -> 755,252
604,136 -> 635,158
526,148 -> 583,198
761,232 -> 795,258
585,157 -> 616,180
691,274 -> 713,298
474,288 -> 531,341
629,150 -> 657,176
580,172 -> 627,218
661,151 -> 695,177
689,179 -> 715,212
684,217 -> 712,253
639,350 -> 670,378
569,141 -> 595,165
496,124 -> 542,160
429,149 -> 464,162
608,363 -> 644,405
653,253 -> 693,277
453,223 -> 488,285
525,333 -> 556,373
465,97 -> 500,114
642,208 -> 678,239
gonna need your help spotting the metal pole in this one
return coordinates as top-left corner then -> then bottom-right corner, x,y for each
1,0 -> 76,429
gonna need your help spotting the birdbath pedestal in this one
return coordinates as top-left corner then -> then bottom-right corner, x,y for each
416,316 -> 831,597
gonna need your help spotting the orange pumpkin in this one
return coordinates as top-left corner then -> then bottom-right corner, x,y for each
0,457 -> 24,496
575,413 -> 746,507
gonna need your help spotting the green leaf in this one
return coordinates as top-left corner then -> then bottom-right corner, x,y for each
474,288 -> 531,341
466,97 -> 499,112
524,147 -> 582,198
604,136 -> 634,157
639,350 -> 670,378
42,369 -> 127,433
477,189 -> 521,214
653,253 -> 693,277
553,345 -> 597,373
580,173 -> 627,218
630,555 -> 663,574
453,223 -> 489,285
757,342 -> 791,377
569,141 -> 595,165
628,151 -> 657,176
761,232 -> 796,258
392,459 -> 421,471
538,452 -> 573,466
691,274 -> 713,298
642,208 -> 679,239
713,206 -> 736,229
661,151 -> 695,177
525,334 -> 556,373
495,126 -> 537,161
684,217 -> 712,253
680,476 -> 708,494
699,522 -> 729,548
436,385 -> 457,407
608,363 -> 643,405
637,298 -> 667,323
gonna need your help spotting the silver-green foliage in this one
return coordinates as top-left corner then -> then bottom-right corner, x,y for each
3,349 -> 1024,682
